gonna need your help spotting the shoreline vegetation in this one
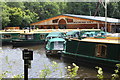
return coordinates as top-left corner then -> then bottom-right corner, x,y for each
0,61 -> 120,79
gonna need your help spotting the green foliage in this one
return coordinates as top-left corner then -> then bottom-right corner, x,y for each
0,71 -> 11,79
39,65 -> 52,78
39,62 -> 79,78
1,2 -> 10,28
0,71 -> 23,79
66,2 -> 96,15
1,2 -> 120,28
5,56 -> 8,63
12,74 -> 24,78
1,2 -> 39,28
95,66 -> 104,80
111,64 -> 120,80
65,63 -> 79,78
1,62 -> 120,79
96,64 -> 120,80
7,6 -> 38,27
39,61 -> 59,78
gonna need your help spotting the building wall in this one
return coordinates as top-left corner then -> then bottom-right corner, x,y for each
31,15 -> 117,32
5,27 -> 20,30
66,24 -> 107,29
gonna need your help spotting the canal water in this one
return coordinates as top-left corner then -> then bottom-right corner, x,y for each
1,44 -> 112,78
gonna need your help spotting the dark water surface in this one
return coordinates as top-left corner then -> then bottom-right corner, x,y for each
1,44 -> 112,78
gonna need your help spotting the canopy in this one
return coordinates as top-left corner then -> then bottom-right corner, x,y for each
48,38 -> 66,42
46,32 -> 64,37
66,31 -> 79,35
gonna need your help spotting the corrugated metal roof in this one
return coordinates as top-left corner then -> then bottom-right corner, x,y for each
63,14 -> 120,23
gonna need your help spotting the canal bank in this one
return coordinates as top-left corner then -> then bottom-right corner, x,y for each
1,44 -> 112,78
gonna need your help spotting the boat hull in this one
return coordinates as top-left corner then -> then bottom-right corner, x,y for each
45,50 -> 62,58
62,38 -> 120,71
2,39 -> 12,45
62,52 -> 120,72
12,40 -> 45,47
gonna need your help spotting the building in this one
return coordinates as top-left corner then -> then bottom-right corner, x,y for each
5,27 -> 20,30
30,14 -> 120,33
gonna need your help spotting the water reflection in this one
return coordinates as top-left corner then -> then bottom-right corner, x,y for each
1,45 -> 111,78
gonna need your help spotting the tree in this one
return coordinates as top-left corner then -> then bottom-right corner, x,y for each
1,2 -> 120,29
1,2 -> 39,28
65,2 -> 97,16
1,2 -> 10,29
24,2 -> 65,20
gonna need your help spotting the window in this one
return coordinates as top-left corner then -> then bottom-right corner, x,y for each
2,34 -> 11,39
27,35 -> 33,40
66,18 -> 73,23
21,35 -> 34,40
0,35 -> 2,39
95,44 -> 107,58
20,35 -> 25,39
40,35 -> 45,40
54,41 -> 64,50
52,19 -> 59,23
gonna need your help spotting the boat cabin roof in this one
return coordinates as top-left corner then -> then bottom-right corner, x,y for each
78,37 -> 120,44
46,32 -> 64,37
83,32 -> 93,34
0,32 -> 20,34
48,38 -> 66,42
66,30 -> 79,35
20,33 -> 34,35
107,33 -> 120,37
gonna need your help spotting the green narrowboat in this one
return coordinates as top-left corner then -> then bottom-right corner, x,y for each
0,32 -> 20,45
45,32 -> 65,42
45,38 -> 66,57
62,36 -> 120,70
12,32 -> 48,47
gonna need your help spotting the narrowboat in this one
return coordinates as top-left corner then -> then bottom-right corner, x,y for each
66,30 -> 80,39
62,34 -> 120,71
45,32 -> 65,42
80,32 -> 94,38
45,38 -> 66,57
0,32 -> 20,45
12,32 -> 48,47
65,29 -> 106,39
79,30 -> 109,39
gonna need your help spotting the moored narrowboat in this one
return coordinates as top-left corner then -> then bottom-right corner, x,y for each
62,35 -> 120,70
79,29 -> 109,39
45,32 -> 65,42
66,30 -> 80,39
45,38 -> 66,57
0,32 -> 20,45
12,32 -> 48,47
